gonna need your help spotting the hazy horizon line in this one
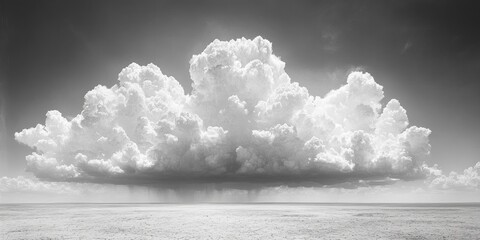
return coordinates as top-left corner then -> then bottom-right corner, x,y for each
2,202 -> 480,206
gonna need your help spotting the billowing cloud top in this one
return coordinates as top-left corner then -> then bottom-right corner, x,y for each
15,37 -> 435,186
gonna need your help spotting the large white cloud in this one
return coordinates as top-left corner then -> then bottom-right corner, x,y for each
15,36 -> 435,186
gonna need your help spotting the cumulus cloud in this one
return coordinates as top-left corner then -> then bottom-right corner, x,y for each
0,176 -> 179,203
0,176 -> 81,194
15,36 -> 435,187
430,162 -> 480,190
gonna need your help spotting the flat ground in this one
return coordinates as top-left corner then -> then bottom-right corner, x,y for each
1,203 -> 479,239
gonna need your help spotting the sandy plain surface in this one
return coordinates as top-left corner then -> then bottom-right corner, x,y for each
1,203 -> 479,239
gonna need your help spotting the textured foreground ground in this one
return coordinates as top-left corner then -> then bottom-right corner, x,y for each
1,203 -> 479,239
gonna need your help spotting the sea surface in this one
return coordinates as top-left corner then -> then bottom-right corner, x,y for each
1,203 -> 479,239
